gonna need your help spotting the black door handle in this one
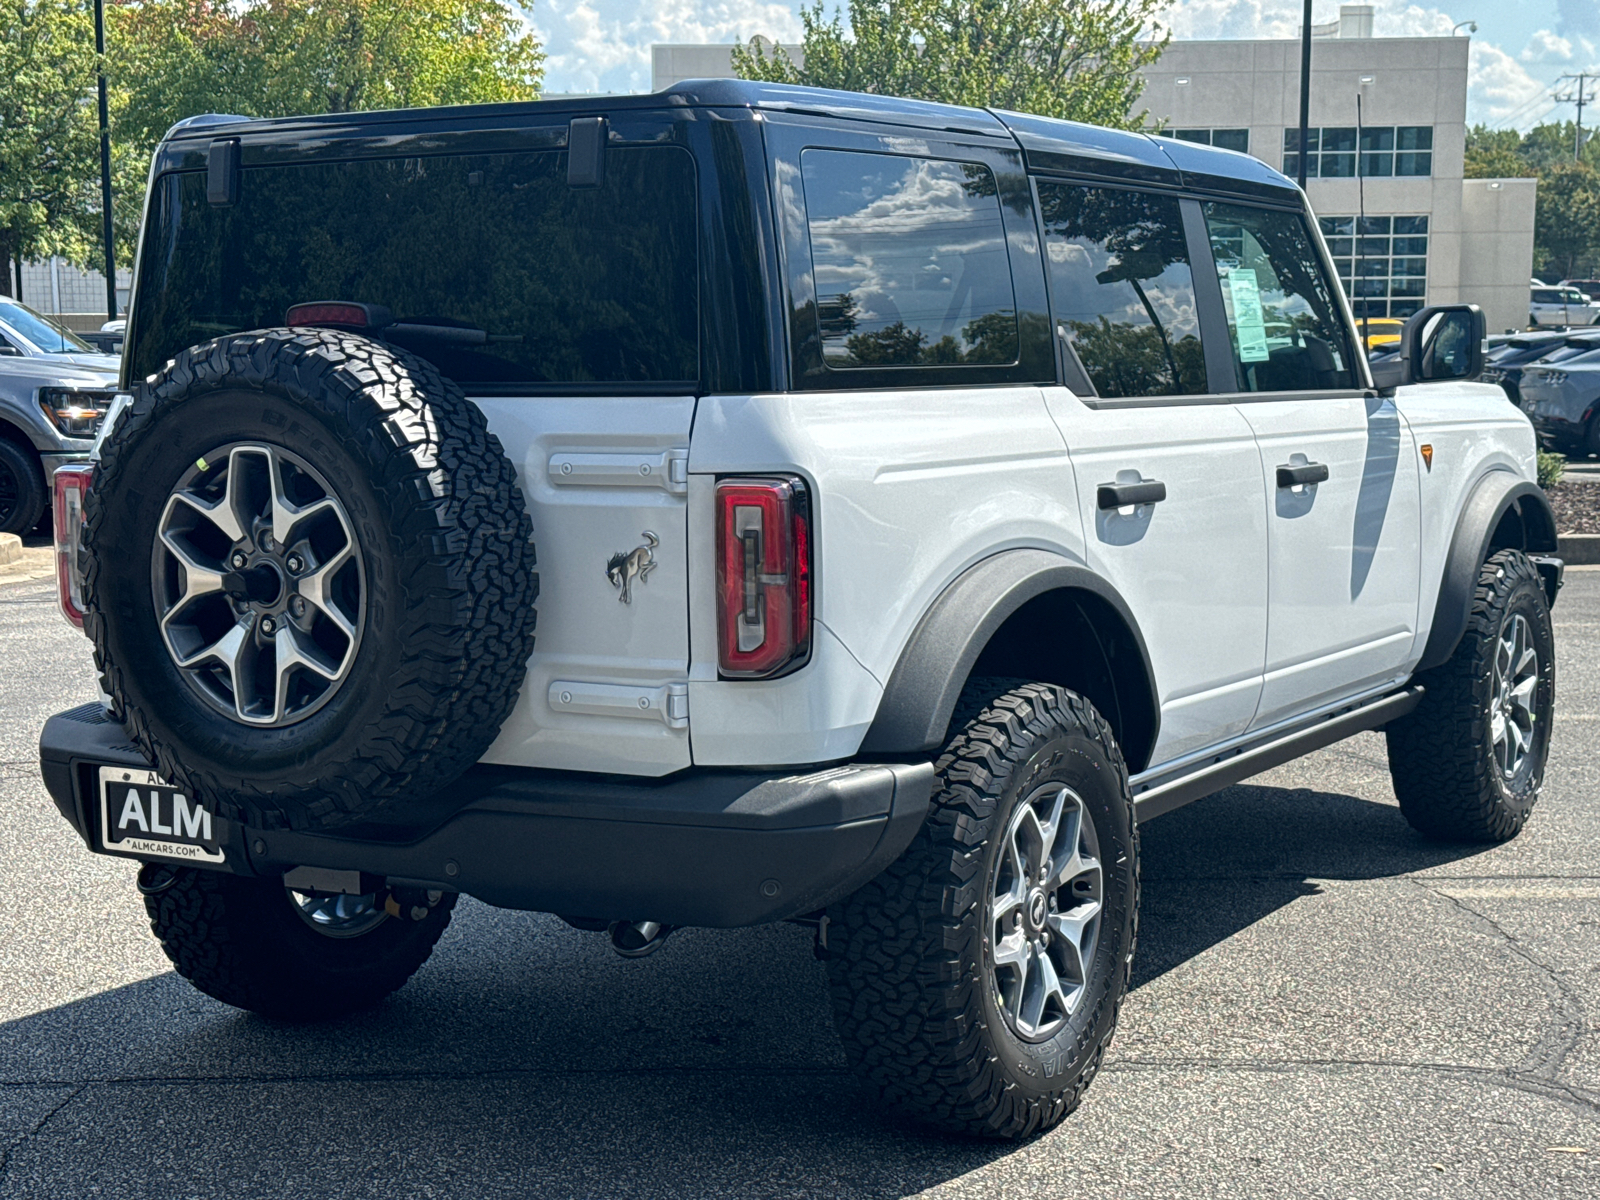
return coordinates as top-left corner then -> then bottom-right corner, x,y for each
1097,480 -> 1167,509
1276,462 -> 1330,488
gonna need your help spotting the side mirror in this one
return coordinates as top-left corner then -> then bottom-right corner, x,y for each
1369,304 -> 1487,391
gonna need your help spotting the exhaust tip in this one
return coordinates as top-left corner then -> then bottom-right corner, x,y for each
608,920 -> 673,958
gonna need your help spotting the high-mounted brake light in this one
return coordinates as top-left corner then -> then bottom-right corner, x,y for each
285,302 -> 392,329
716,476 -> 811,678
53,463 -> 94,631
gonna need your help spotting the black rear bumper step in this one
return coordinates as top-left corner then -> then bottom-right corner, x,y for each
38,704 -> 935,928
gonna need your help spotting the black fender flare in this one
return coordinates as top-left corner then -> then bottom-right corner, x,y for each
858,549 -> 1160,766
1417,473 -> 1559,671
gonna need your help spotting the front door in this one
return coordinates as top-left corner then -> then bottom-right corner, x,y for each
1196,201 -> 1422,729
1035,180 -> 1268,768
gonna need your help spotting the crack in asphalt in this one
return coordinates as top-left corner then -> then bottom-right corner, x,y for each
1409,878 -> 1592,1109
0,1083 -> 83,1187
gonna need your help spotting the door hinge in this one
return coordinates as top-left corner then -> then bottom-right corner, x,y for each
548,448 -> 689,495
548,680 -> 689,730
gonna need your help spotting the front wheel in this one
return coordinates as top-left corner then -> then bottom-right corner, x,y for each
1387,549 -> 1555,841
825,679 -> 1139,1138
0,439 -> 45,537
143,867 -> 456,1019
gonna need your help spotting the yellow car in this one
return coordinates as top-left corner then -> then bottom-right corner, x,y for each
1354,316 -> 1404,351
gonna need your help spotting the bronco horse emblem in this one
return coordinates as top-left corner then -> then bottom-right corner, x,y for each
606,531 -> 659,604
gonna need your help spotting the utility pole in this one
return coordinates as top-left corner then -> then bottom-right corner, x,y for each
1297,0 -> 1313,189
94,0 -> 116,322
1554,73 -> 1596,161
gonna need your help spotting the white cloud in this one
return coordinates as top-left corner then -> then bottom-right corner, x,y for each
533,0 -> 802,94
1469,40 -> 1553,126
1520,29 -> 1574,63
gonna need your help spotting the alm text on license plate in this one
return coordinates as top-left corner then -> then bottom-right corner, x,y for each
98,766 -> 225,864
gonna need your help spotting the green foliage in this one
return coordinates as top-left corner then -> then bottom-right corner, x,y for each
1465,122 -> 1600,282
1537,451 -> 1565,489
0,0 -> 103,284
733,0 -> 1169,130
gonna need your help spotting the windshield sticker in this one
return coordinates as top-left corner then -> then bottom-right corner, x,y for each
1225,269 -> 1271,363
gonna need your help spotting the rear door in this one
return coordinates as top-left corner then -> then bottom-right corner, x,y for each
1196,201 -> 1421,728
1035,181 -> 1269,767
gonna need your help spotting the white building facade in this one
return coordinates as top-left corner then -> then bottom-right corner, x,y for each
653,6 -> 1535,334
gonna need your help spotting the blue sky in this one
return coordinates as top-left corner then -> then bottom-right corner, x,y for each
525,0 -> 1599,130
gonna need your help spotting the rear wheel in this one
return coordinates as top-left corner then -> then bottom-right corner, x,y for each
1387,549 -> 1555,841
142,866 -> 456,1020
825,679 -> 1138,1138
0,438 -> 45,537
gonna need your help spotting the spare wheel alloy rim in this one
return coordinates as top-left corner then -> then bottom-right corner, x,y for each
151,442 -> 366,727
988,782 -> 1104,1043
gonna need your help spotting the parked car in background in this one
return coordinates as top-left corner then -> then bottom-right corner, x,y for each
1522,338 -> 1600,456
1482,331 -> 1578,405
1529,285 -> 1600,328
1561,279 -> 1600,302
78,319 -> 126,357
1354,316 -> 1404,352
0,298 -> 119,534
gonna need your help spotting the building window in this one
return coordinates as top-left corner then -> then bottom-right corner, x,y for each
1156,128 -> 1250,153
1285,127 -> 1432,179
1319,214 -> 1429,319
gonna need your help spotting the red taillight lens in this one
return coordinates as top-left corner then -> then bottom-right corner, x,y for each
53,463 -> 93,631
716,476 -> 811,678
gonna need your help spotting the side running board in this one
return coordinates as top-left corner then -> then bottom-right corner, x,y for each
1131,686 -> 1424,823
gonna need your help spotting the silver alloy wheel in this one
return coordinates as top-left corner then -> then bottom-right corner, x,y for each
988,783 -> 1103,1043
152,442 -> 365,727
287,889 -> 388,939
1491,612 -> 1539,778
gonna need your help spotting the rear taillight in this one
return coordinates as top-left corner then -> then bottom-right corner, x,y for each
53,463 -> 93,630
716,476 -> 811,678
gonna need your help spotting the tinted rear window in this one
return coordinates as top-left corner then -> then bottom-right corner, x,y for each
130,147 -> 699,388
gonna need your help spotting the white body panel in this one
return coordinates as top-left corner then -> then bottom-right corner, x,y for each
1041,387 -> 1269,766
1239,395 -> 1421,728
1390,381 -> 1540,655
687,386 -> 1082,763
477,395 -> 696,776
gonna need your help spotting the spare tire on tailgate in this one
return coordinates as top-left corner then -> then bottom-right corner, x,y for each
84,328 -> 536,831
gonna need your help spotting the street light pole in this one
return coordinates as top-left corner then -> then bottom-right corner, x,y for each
1297,0 -> 1312,190
93,0 -> 116,322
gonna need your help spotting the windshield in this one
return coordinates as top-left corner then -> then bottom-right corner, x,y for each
0,299 -> 95,354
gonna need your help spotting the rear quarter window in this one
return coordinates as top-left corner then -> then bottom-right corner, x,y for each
129,146 -> 699,389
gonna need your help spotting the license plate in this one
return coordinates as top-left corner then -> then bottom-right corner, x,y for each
98,766 -> 225,864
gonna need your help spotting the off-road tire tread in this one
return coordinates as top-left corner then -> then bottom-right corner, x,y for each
825,678 -> 1138,1138
1387,549 -> 1550,842
84,329 -> 536,830
144,868 -> 456,1020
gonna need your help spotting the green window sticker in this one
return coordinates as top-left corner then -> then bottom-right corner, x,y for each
1225,269 -> 1271,363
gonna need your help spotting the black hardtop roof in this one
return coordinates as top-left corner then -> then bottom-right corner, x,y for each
161,78 -> 1301,201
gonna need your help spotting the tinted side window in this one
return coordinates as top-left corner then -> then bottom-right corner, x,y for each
1036,183 -> 1205,398
799,149 -> 1017,368
131,147 -> 699,387
1202,202 -> 1356,392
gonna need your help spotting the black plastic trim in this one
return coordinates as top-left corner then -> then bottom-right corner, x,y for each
859,549 -> 1160,766
38,706 -> 935,928
1131,686 -> 1423,822
1418,474 -> 1562,671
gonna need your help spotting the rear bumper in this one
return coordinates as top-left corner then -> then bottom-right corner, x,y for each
39,704 -> 934,927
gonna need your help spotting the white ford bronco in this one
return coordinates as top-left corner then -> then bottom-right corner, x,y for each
39,82 -> 1562,1139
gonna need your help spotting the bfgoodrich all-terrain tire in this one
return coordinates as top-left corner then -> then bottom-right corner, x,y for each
1387,549 -> 1556,841
84,329 -> 536,831
143,867 -> 456,1020
825,679 -> 1139,1139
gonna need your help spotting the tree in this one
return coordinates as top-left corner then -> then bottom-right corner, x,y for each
1533,161 -> 1600,281
734,0 -> 1169,130
106,0 -> 545,257
1463,125 -> 1533,179
0,0 -> 103,296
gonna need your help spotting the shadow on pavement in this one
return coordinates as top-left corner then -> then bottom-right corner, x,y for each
0,780 -> 1494,1198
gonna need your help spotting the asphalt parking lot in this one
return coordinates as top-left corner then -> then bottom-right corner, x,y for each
1,565 -> 1596,1199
